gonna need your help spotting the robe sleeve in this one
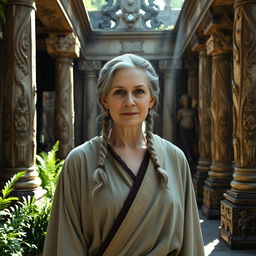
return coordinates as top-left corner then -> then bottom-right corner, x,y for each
43,155 -> 87,256
179,158 -> 205,256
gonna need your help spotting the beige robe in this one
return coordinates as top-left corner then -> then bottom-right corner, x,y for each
43,134 -> 205,256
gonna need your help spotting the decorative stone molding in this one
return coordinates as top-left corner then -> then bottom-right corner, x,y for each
78,60 -> 102,73
120,40 -> 144,53
46,33 -> 80,59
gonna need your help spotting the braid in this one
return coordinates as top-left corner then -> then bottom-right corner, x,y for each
92,110 -> 110,194
145,111 -> 168,188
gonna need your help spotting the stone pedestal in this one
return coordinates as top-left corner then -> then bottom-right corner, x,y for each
0,0 -> 43,198
46,33 -> 80,159
220,0 -> 256,248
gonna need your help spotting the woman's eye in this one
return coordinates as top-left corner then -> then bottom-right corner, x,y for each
114,89 -> 125,95
134,89 -> 145,95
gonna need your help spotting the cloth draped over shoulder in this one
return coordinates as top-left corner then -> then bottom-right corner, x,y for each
43,134 -> 205,256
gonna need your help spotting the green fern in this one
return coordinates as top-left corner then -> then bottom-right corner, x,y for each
36,141 -> 63,198
0,171 -> 25,212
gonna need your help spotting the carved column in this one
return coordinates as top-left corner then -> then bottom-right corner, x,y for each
78,60 -> 101,140
159,59 -> 182,143
0,0 -> 43,198
185,57 -> 199,108
202,30 -> 234,219
46,33 -> 80,159
220,0 -> 256,249
192,42 -> 212,205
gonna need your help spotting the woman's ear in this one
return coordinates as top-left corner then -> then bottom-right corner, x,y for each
100,97 -> 108,110
149,96 -> 156,109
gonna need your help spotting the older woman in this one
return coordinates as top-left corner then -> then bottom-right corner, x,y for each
43,54 -> 205,256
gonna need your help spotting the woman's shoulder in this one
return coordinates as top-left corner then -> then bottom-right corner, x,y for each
152,133 -> 185,159
66,136 -> 101,162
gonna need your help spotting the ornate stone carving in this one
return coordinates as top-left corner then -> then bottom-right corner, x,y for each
220,199 -> 256,248
198,51 -> 211,161
78,60 -> 102,72
47,34 -> 80,159
98,0 -> 162,31
203,30 -> 233,219
220,0 -> 256,249
210,55 -> 233,163
192,50 -> 211,205
1,0 -> 43,197
204,7 -> 233,35
232,1 -> 256,181
206,30 -> 232,56
46,33 -> 80,59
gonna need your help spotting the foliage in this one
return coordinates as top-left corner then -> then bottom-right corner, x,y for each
0,142 -> 63,255
155,24 -> 174,30
36,141 -> 64,198
0,172 -> 26,256
0,0 -> 8,23
84,0 -> 106,11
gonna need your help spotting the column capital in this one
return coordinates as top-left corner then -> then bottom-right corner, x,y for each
46,32 -> 80,59
78,60 -> 102,73
235,0 -> 256,8
191,33 -> 207,52
206,30 -> 232,56
158,59 -> 182,72
204,7 -> 233,35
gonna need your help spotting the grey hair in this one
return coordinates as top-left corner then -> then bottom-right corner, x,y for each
93,54 -> 167,193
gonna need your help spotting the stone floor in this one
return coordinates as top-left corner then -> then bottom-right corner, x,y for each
200,210 -> 256,256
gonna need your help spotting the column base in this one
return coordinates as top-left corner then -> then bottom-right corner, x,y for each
202,181 -> 229,219
12,187 -> 46,200
193,159 -> 210,206
220,197 -> 256,249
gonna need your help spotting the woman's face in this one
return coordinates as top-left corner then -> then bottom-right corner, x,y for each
101,67 -> 155,128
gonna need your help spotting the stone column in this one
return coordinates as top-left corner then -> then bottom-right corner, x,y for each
46,33 -> 80,159
202,30 -> 234,219
0,0 -> 43,198
185,57 -> 199,108
78,60 -> 101,141
159,59 -> 182,143
191,47 -> 212,205
220,0 -> 256,249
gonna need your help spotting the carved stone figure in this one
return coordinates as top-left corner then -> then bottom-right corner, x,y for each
177,94 -> 197,163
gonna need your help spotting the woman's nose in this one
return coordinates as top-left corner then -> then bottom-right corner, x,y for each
124,93 -> 135,107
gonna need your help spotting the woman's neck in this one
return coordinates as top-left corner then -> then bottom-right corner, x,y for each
108,125 -> 146,149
